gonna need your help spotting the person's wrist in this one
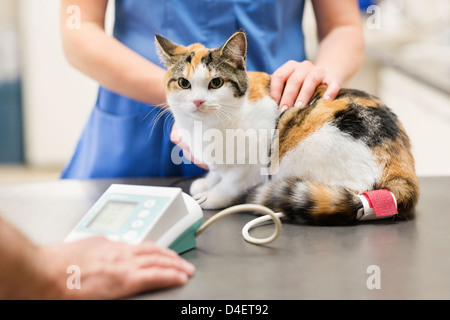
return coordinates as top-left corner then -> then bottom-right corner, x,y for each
36,246 -> 72,300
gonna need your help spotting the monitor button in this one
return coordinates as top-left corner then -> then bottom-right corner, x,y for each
123,230 -> 138,241
144,199 -> 156,208
137,210 -> 150,218
131,219 -> 144,228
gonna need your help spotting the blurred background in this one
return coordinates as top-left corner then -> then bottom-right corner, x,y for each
0,0 -> 449,183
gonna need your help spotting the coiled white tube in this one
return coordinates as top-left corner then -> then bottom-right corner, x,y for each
195,203 -> 284,245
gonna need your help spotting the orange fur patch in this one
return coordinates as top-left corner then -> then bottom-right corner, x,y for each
247,71 -> 271,103
373,126 -> 414,179
164,69 -> 175,92
373,132 -> 418,186
352,97 -> 384,108
310,84 -> 327,101
309,184 -> 349,215
310,184 -> 334,214
182,43 -> 209,77
172,45 -> 189,56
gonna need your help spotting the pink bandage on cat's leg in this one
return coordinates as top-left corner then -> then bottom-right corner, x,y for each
356,189 -> 398,221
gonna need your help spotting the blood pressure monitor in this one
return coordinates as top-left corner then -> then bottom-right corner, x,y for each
64,184 -> 203,254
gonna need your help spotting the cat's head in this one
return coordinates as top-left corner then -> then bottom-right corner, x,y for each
155,31 -> 248,122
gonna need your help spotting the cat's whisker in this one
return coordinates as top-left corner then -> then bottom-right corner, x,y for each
142,100 -> 170,123
155,101 -> 170,109
145,106 -> 173,140
216,104 -> 244,123
210,105 -> 234,124
162,113 -> 176,141
142,106 -> 160,121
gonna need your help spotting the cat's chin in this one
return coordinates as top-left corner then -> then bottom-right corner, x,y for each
192,109 -> 209,116
183,110 -> 222,123
186,112 -> 209,122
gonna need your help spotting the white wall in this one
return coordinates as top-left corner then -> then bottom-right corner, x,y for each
18,0 -> 115,168
378,68 -> 450,176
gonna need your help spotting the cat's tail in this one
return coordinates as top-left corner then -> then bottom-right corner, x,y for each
246,176 -> 418,225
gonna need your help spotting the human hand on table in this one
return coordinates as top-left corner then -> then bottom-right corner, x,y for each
42,236 -> 195,299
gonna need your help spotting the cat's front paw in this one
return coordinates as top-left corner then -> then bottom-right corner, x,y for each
190,178 -> 210,196
198,190 -> 235,210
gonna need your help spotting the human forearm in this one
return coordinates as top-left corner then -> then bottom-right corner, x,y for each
270,24 -> 364,109
313,25 -> 365,84
270,0 -> 365,108
311,0 -> 364,85
60,5 -> 166,106
0,218 -> 59,299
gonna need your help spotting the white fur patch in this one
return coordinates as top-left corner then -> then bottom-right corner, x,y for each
291,181 -> 310,207
273,123 -> 381,192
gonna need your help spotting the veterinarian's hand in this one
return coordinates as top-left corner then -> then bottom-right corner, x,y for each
44,236 -> 195,299
270,60 -> 342,111
170,123 -> 209,170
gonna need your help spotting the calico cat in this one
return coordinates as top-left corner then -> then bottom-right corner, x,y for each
155,31 -> 419,224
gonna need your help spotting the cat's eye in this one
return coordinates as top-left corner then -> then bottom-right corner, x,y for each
209,77 -> 224,89
178,78 -> 191,89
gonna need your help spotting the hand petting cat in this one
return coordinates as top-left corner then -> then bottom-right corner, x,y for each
270,60 -> 342,112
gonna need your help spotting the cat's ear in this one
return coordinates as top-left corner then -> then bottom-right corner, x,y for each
155,34 -> 182,66
219,31 -> 247,70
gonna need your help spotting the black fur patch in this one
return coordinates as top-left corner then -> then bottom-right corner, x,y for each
227,79 -> 247,97
332,103 -> 400,147
201,51 -> 213,66
186,52 -> 194,64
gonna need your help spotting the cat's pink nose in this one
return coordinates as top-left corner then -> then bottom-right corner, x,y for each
193,100 -> 205,108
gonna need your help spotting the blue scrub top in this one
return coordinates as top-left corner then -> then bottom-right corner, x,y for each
61,0 -> 306,179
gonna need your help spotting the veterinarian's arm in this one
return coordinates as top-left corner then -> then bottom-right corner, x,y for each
0,216 -> 195,299
60,0 -> 166,106
313,0 -> 364,94
271,0 -> 364,110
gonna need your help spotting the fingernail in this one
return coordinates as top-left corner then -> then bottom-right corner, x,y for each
280,105 -> 289,112
294,100 -> 304,108
324,95 -> 331,101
